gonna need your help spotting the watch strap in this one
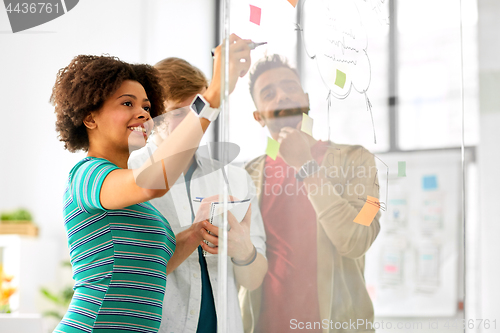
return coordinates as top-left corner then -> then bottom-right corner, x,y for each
190,94 -> 220,121
295,159 -> 320,182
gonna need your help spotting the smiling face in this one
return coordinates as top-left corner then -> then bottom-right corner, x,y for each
252,67 -> 310,136
85,80 -> 154,153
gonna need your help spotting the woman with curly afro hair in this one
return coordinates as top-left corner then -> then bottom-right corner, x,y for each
51,34 -> 252,333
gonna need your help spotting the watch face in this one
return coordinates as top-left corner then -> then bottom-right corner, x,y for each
192,96 -> 206,115
306,162 -> 316,174
304,160 -> 319,176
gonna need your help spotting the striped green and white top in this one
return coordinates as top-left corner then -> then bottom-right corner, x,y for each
55,157 -> 175,333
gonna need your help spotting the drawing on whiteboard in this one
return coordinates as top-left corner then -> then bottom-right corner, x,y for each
361,0 -> 390,26
300,0 -> 378,143
421,194 -> 444,234
380,245 -> 405,286
416,242 -> 441,293
386,198 -> 408,230
364,153 -> 460,316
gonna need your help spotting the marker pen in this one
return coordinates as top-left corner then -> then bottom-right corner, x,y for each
211,41 -> 267,57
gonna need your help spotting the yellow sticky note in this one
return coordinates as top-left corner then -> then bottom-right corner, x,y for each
335,69 -> 347,89
353,196 -> 380,226
287,0 -> 299,7
265,137 -> 280,160
301,113 -> 313,136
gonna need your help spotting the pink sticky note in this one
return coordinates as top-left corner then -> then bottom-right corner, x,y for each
250,5 -> 261,25
384,265 -> 398,273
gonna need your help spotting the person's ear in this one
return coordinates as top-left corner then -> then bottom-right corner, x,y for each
83,113 -> 97,130
253,111 -> 266,128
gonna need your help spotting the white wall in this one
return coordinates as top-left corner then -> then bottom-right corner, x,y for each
0,0 -> 215,318
477,0 -> 500,328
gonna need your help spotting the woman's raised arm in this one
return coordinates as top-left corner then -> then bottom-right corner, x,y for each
99,34 -> 252,210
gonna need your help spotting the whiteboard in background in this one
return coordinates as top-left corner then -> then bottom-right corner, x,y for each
365,150 -> 461,317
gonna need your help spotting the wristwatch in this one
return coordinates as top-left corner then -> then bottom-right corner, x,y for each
190,94 -> 220,121
295,159 -> 321,182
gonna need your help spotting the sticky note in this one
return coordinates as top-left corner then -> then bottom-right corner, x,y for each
398,161 -> 406,177
301,113 -> 313,136
384,265 -> 398,273
354,196 -> 380,226
422,175 -> 438,191
287,0 -> 299,7
266,137 -> 280,160
249,5 -> 261,25
335,69 -> 346,89
366,285 -> 376,301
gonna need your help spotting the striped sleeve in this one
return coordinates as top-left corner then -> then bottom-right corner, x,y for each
70,158 -> 120,212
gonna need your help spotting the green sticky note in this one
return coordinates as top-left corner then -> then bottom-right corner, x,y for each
301,113 -> 314,136
266,137 -> 280,160
398,161 -> 406,177
335,69 -> 346,89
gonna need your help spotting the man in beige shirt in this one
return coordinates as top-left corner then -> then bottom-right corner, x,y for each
240,54 -> 381,333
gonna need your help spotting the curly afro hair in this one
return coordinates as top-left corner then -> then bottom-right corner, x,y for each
51,55 -> 166,152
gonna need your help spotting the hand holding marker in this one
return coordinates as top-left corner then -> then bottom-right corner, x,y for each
247,41 -> 268,50
211,41 -> 267,57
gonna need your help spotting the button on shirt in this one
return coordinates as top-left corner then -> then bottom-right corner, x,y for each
128,141 -> 267,333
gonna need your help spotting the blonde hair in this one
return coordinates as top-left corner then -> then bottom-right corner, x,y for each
154,57 -> 208,103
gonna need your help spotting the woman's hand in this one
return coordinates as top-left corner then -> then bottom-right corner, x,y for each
166,220 -> 207,275
183,220 -> 207,248
200,206 -> 254,262
203,33 -> 252,108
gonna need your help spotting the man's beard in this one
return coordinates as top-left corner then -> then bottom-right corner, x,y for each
266,106 -> 310,133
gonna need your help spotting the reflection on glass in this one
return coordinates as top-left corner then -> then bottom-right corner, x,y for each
237,52 -> 380,332
218,0 -> 466,332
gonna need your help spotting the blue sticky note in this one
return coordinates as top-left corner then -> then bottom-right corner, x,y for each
422,175 -> 438,191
